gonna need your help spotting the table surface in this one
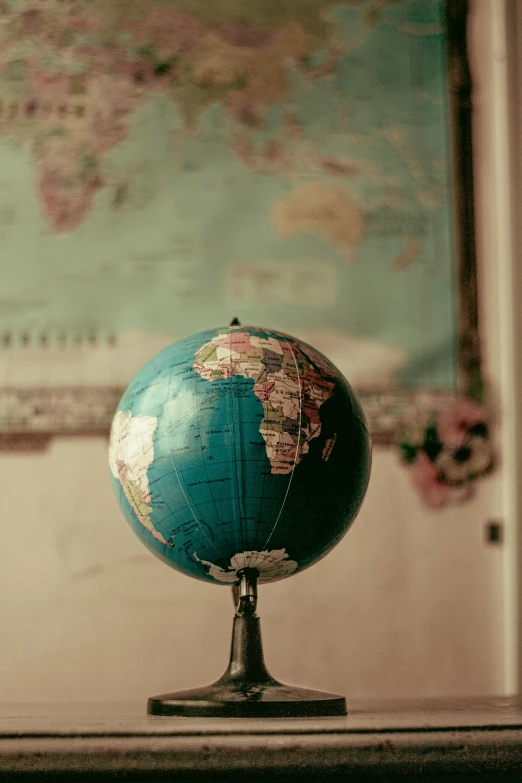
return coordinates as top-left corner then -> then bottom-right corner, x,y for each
2,696 -> 522,778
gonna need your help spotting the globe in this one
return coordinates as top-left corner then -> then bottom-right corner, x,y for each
109,324 -> 371,587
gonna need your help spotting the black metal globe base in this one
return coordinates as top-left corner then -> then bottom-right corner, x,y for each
147,569 -> 347,718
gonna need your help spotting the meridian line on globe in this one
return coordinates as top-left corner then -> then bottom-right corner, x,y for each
150,484 -> 186,546
164,361 -> 227,561
229,329 -> 245,556
194,374 -> 237,558
260,337 -> 304,555
256,378 -> 270,559
190,327 -> 337,579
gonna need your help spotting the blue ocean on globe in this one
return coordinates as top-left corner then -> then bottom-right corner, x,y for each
109,325 -> 371,584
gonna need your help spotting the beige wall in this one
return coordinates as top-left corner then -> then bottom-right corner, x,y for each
0,0 -> 514,703
0,439 -> 505,703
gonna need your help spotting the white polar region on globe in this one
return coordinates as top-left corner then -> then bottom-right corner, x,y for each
193,549 -> 299,583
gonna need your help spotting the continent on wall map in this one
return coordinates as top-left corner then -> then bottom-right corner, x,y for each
109,410 -> 171,546
0,0 -> 348,232
273,182 -> 365,261
193,330 -> 336,475
193,549 -> 299,583
0,1 -> 458,392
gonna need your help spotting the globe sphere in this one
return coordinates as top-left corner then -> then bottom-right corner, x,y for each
109,325 -> 371,584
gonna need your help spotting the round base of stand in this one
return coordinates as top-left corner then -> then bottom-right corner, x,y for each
148,681 -> 347,718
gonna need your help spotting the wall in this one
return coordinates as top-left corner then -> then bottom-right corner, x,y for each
0,438 -> 504,703
470,0 -> 521,693
0,0 -> 512,703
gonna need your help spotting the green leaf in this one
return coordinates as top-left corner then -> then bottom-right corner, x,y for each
468,422 -> 488,438
423,424 -> 442,461
398,442 -> 419,464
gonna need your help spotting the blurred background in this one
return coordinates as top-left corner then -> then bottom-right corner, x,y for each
0,0 -> 519,703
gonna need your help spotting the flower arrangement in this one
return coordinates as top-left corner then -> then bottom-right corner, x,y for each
398,399 -> 494,509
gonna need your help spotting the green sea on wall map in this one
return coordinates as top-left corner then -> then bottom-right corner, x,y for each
0,0 -> 456,388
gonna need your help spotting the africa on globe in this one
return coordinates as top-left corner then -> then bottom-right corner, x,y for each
109,325 -> 371,587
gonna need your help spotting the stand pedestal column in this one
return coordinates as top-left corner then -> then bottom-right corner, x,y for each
148,569 -> 347,718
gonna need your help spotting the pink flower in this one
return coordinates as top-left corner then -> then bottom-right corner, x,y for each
437,399 -> 487,449
409,451 -> 450,509
436,435 -> 493,484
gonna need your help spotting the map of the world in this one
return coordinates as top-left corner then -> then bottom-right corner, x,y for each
0,0 -> 457,393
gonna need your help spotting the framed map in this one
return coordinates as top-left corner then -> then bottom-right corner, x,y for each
0,0 -> 479,446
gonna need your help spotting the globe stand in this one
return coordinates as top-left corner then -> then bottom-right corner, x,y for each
147,569 -> 347,718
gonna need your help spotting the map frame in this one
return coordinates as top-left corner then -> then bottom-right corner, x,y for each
0,0 -> 481,449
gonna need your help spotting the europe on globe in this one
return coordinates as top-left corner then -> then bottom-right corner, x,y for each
109,325 -> 372,588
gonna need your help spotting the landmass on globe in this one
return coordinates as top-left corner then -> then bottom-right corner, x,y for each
193,331 -> 336,475
109,409 -> 172,546
193,549 -> 298,583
